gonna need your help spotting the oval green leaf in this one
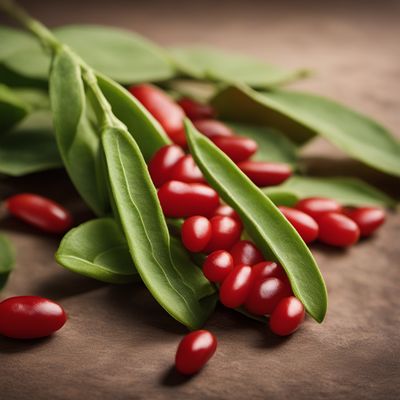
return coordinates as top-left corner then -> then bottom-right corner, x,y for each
0,111 -> 62,176
0,83 -> 30,133
0,233 -> 15,290
185,119 -> 327,323
102,126 -> 215,329
49,48 -> 109,215
264,176 -> 396,208
212,85 -> 400,177
56,218 -> 137,284
169,46 -> 310,88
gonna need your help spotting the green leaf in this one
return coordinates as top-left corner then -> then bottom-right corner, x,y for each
212,85 -> 400,177
169,46 -> 310,88
264,176 -> 396,208
0,27 -> 37,61
0,63 -> 47,88
0,83 -> 30,133
0,233 -> 15,290
3,25 -> 176,84
0,111 -> 62,176
185,120 -> 327,323
226,122 -> 298,166
97,73 -> 170,160
49,48 -> 109,215
56,218 -> 137,284
13,88 -> 50,110
102,126 -> 215,329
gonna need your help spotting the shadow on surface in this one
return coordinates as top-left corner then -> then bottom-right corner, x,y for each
0,335 -> 53,354
161,366 -> 195,387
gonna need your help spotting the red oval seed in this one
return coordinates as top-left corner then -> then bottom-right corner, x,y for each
129,84 -> 186,146
170,154 -> 204,184
212,204 -> 241,222
181,216 -> 212,252
193,119 -> 234,138
230,240 -> 264,266
203,250 -> 234,283
252,261 -> 287,282
175,330 -> 217,375
245,277 -> 292,316
278,206 -> 319,243
177,98 -> 215,121
344,207 -> 386,237
148,144 -> 185,187
158,181 -> 219,218
5,193 -> 73,234
269,296 -> 305,336
219,264 -> 253,308
204,216 -> 242,253
318,212 -> 360,247
238,161 -> 292,187
212,136 -> 258,163
0,296 -> 67,339
295,197 -> 343,221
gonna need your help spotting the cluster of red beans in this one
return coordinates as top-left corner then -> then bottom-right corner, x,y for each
0,84 -> 387,376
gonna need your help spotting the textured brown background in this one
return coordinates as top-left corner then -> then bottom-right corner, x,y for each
1,1 -> 400,399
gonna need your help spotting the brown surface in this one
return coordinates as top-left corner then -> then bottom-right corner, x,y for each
1,1 -> 400,399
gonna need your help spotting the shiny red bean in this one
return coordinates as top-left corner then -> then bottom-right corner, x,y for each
245,277 -> 292,316
5,193 -> 73,234
177,98 -> 215,121
219,264 -> 253,308
238,161 -> 292,187
170,154 -> 205,183
193,119 -> 234,138
295,197 -> 343,221
203,250 -> 234,283
212,204 -> 241,222
158,181 -> 219,218
148,144 -> 185,187
269,296 -> 305,336
230,240 -> 264,266
204,216 -> 242,253
212,136 -> 258,163
181,216 -> 212,252
0,296 -> 67,339
344,207 -> 386,237
318,212 -> 360,247
129,84 -> 186,146
278,206 -> 319,243
252,261 -> 287,282
175,330 -> 217,375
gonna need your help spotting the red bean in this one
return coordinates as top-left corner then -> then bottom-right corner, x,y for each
193,119 -> 234,138
269,296 -> 305,336
204,216 -> 242,253
245,277 -> 292,316
181,216 -> 212,252
175,330 -> 217,375
0,296 -> 67,339
212,204 -> 241,222
238,161 -> 292,187
158,181 -> 219,218
219,264 -> 253,308
295,197 -> 343,221
252,261 -> 287,282
5,193 -> 73,234
278,206 -> 319,244
318,212 -> 360,247
177,98 -> 215,121
230,240 -> 264,266
170,154 -> 205,184
148,144 -> 185,187
203,250 -> 234,283
212,136 -> 258,163
344,207 -> 386,237
129,84 -> 186,146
